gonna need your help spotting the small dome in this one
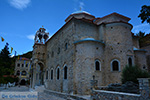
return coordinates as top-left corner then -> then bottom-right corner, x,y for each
82,38 -> 95,40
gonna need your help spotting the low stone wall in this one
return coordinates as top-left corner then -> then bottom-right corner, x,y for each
91,90 -> 141,100
91,78 -> 150,100
44,89 -> 89,100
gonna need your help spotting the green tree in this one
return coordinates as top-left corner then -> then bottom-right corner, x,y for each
136,31 -> 145,38
138,5 -> 150,24
0,44 -> 12,75
121,65 -> 150,84
0,43 -> 15,84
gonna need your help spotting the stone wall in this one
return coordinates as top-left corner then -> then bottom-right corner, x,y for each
74,41 -> 104,95
103,22 -> 134,85
132,37 -> 139,48
91,78 -> 150,100
134,50 -> 147,70
141,45 -> 150,71
45,19 -> 75,93
91,90 -> 141,100
141,45 -> 150,56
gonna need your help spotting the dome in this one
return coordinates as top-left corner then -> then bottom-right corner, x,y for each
72,10 -> 91,15
82,38 -> 95,40
65,10 -> 95,23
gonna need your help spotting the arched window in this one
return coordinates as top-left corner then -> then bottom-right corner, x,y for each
95,60 -> 101,71
51,69 -> 53,80
143,65 -> 146,69
17,63 -> 20,67
64,66 -> 67,79
57,68 -> 60,80
46,70 -> 48,79
51,51 -> 54,57
65,43 -> 68,50
57,47 -> 60,54
22,64 -> 24,67
128,57 -> 132,66
22,71 -> 27,76
16,70 -> 20,76
26,64 -> 28,67
111,59 -> 120,71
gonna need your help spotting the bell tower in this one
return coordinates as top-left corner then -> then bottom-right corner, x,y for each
31,26 -> 49,88
34,26 -> 49,44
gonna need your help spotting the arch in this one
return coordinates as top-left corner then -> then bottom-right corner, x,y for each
16,70 -> 20,76
143,65 -> 146,70
50,69 -> 53,80
17,63 -> 20,67
20,79 -> 26,85
65,43 -> 68,50
51,51 -> 54,57
128,57 -> 132,66
95,59 -> 101,71
26,64 -> 28,67
22,71 -> 27,76
37,61 -> 45,67
57,47 -> 60,54
64,65 -> 67,79
37,61 -> 45,85
56,67 -> 60,80
111,59 -> 120,71
126,50 -> 133,55
46,70 -> 48,80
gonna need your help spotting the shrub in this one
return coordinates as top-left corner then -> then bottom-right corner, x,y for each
121,65 -> 150,84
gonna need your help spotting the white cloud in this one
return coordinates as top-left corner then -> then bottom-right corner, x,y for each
132,23 -> 150,34
11,54 -> 14,58
8,0 -> 31,10
27,34 -> 34,40
73,0 -> 85,11
79,2 -> 84,10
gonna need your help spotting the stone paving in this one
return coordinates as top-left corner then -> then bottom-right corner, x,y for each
0,86 -> 66,100
38,92 -> 66,100
1,86 -> 29,92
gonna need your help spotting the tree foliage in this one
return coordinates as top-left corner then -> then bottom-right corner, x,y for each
0,44 -> 15,83
20,51 -> 32,59
138,33 -> 150,47
136,31 -> 145,38
138,5 -> 150,24
0,44 -> 32,84
0,44 -> 12,75
121,65 -> 150,84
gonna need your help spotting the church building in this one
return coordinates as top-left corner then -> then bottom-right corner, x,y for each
30,11 -> 148,95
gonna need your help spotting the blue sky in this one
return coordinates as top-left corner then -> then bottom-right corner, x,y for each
0,0 -> 150,56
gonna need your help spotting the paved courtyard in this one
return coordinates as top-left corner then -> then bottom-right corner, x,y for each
0,86 -> 66,100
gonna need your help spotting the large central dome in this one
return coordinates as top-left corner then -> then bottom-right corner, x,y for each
65,10 -> 95,22
71,10 -> 91,15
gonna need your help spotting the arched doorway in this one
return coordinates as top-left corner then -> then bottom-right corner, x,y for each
20,79 -> 26,85
38,62 -> 44,85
